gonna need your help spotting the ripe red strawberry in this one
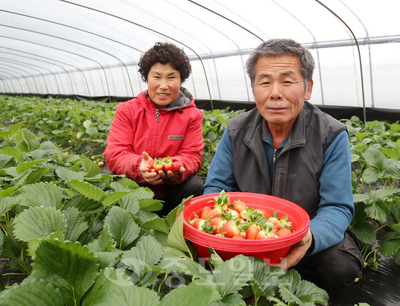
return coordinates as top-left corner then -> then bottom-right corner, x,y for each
201,206 -> 212,220
210,218 -> 226,235
239,209 -> 250,220
245,224 -> 262,240
255,230 -> 276,239
232,234 -> 245,239
153,158 -> 164,172
232,200 -> 247,213
222,209 -> 239,220
276,228 -> 292,238
255,208 -> 269,219
220,220 -> 241,238
268,217 -> 281,230
209,207 -> 222,219
162,156 -> 173,172
191,218 -> 206,231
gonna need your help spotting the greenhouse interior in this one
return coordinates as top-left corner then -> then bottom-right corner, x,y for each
1,1 -> 400,306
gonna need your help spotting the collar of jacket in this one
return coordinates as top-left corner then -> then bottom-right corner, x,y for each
143,86 -> 193,111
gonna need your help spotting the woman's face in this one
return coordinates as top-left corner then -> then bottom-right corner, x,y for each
147,62 -> 182,106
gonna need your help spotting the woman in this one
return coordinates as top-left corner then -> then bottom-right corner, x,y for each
103,42 -> 204,215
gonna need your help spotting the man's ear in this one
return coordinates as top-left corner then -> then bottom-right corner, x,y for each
304,80 -> 314,100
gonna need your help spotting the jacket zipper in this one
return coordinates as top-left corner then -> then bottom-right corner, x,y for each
156,109 -> 160,122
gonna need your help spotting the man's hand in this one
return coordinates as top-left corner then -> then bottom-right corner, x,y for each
139,151 -> 163,185
276,229 -> 313,270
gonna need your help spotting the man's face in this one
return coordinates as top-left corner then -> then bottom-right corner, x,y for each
147,62 -> 181,106
252,55 -> 313,132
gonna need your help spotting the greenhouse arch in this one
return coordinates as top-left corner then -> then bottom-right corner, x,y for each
1,0 -> 400,122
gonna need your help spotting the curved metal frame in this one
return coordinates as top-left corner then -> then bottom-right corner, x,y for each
315,0 -> 367,123
60,0 -> 215,109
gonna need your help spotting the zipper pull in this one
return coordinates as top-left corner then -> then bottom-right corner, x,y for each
156,109 -> 160,122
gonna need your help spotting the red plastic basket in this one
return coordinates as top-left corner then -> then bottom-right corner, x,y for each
183,192 -> 310,265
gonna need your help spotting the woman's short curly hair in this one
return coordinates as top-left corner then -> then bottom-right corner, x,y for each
138,42 -> 192,83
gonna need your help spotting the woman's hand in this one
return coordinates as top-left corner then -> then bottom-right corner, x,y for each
139,152 -> 186,183
139,151 -> 163,185
275,229 -> 313,270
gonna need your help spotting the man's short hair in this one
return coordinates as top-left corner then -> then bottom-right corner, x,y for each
246,39 -> 315,90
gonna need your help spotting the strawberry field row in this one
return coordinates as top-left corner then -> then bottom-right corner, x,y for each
2,94 -> 400,305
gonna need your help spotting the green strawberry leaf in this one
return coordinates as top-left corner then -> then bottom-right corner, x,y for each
18,182 -> 63,209
0,196 -> 18,216
0,278 -> 64,306
104,206 -> 140,250
21,128 -> 40,152
379,232 -> 400,257
67,179 -> 106,202
162,245 -> 190,259
121,235 -> 163,283
369,188 -> 400,201
277,270 -> 307,305
362,149 -> 385,170
27,230 -> 65,258
102,191 -> 132,208
139,198 -> 163,212
87,224 -> 114,252
362,167 -> 381,184
24,167 -> 50,185
62,207 -> 88,242
393,223 -> 400,235
0,147 -> 23,163
141,217 -> 170,234
353,193 -> 369,203
15,159 -> 46,174
13,206 -> 66,242
294,278 -> 329,305
56,167 -> 86,182
365,199 -> 390,223
0,228 -> 5,257
167,209 -> 191,255
62,195 -> 103,216
93,251 -> 123,269
32,239 -> 99,306
350,221 -> 376,245
79,155 -> 100,178
250,257 -> 285,298
81,268 -> 160,306
212,254 -> 252,298
159,280 -> 220,306
220,292 -> 246,305
111,178 -> 140,189
394,249 -> 400,265
159,256 -> 212,281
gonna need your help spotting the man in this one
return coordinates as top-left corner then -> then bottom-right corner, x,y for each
204,39 -> 363,296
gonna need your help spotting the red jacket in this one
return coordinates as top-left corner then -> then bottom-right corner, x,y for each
103,87 -> 204,197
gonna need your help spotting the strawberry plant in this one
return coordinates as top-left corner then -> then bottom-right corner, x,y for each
343,116 -> 400,268
199,108 -> 245,180
0,124 -> 333,305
